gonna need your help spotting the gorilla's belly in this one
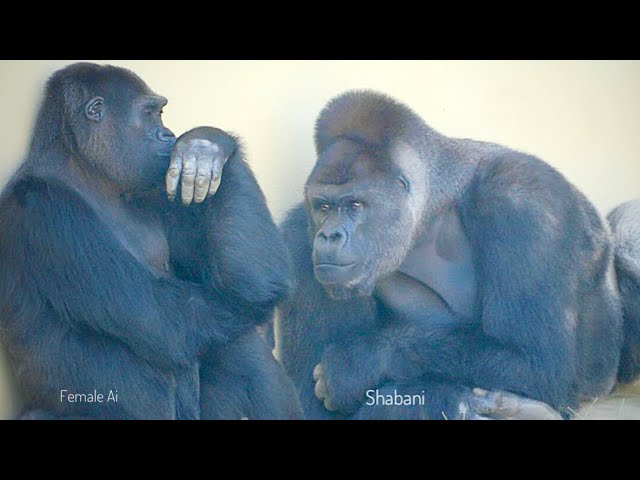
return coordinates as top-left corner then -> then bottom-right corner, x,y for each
397,206 -> 477,319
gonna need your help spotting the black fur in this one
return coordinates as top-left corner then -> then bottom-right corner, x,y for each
608,199 -> 640,383
0,63 -> 302,419
278,90 -> 625,419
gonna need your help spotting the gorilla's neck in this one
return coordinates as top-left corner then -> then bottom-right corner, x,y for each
415,133 -> 481,235
66,155 -> 128,204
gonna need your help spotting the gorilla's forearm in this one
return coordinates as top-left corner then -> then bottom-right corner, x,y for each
349,320 -> 572,409
206,152 -> 292,307
167,135 -> 292,311
153,275 -> 267,358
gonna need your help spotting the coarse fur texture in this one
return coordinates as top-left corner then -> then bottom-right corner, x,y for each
277,90 -> 626,419
0,63 -> 302,419
608,199 -> 640,384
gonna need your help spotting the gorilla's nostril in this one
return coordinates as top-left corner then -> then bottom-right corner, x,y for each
157,128 -> 176,143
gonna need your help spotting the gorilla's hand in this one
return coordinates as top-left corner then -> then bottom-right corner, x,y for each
313,339 -> 386,414
456,388 -> 563,420
166,127 -> 236,205
313,361 -> 352,413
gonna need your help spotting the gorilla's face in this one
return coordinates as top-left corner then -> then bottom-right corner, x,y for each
306,140 -> 418,300
78,76 -> 176,192
117,94 -> 177,188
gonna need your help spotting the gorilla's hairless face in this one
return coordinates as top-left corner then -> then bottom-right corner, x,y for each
73,66 -> 177,191
305,138 -> 419,300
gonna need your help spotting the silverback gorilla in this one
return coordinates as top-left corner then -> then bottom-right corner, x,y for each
0,63 -> 302,419
277,90 -> 639,420
609,199 -> 640,384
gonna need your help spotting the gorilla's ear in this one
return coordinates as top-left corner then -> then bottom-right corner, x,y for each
84,97 -> 105,122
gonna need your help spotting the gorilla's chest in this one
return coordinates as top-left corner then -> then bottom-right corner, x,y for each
396,206 -> 477,319
102,206 -> 172,276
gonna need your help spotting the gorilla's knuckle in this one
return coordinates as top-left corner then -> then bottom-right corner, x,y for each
197,160 -> 213,170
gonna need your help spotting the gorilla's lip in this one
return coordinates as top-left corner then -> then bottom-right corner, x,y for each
313,262 -> 361,285
314,262 -> 357,268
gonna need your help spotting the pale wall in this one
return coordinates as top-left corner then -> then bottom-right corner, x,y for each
0,60 -> 639,418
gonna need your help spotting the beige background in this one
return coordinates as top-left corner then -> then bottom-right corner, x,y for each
0,60 -> 639,419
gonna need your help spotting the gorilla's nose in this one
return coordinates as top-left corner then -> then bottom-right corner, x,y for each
156,127 -> 176,144
314,226 -> 348,260
316,228 -> 345,247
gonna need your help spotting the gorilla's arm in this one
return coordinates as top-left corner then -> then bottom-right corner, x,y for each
277,205 -> 378,419
315,157 -> 577,413
165,128 -> 291,314
0,177 -> 262,372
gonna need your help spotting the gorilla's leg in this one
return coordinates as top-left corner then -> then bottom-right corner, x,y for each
574,278 -> 623,397
617,265 -> 640,383
199,331 -> 302,420
174,366 -> 201,420
13,321 -> 183,420
609,199 -> 640,383
18,410 -> 104,420
19,410 -> 67,420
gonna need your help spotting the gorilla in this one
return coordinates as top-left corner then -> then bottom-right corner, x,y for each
0,63 -> 302,419
608,199 -> 640,384
277,90 -> 633,420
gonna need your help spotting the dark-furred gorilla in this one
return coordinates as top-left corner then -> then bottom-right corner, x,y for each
608,199 -> 640,384
0,63 -> 302,419
277,90 -> 634,420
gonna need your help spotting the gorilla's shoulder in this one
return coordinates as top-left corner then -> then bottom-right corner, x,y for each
2,175 -> 78,208
469,150 -> 575,208
608,199 -> 640,268
608,199 -> 640,231
280,203 -> 309,240
0,174 -> 91,232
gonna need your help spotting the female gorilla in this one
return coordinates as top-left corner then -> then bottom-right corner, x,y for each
0,63 -> 301,419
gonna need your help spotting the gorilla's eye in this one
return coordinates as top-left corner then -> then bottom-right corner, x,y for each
397,176 -> 410,191
349,201 -> 363,211
319,202 -> 331,212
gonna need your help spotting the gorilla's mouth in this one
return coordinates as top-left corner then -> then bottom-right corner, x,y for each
314,262 -> 361,285
157,146 -> 174,159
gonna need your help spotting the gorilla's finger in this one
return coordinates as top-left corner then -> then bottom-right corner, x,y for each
471,388 -> 562,420
314,377 -> 327,400
181,151 -> 198,205
466,413 -> 493,420
313,363 -> 323,381
470,389 -> 512,416
193,155 -> 213,204
323,397 -> 338,412
472,388 -> 488,397
497,394 -> 563,420
207,156 -> 225,197
166,153 -> 183,201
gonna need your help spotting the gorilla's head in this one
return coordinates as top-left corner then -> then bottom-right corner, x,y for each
306,90 -> 431,300
30,62 -> 176,191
